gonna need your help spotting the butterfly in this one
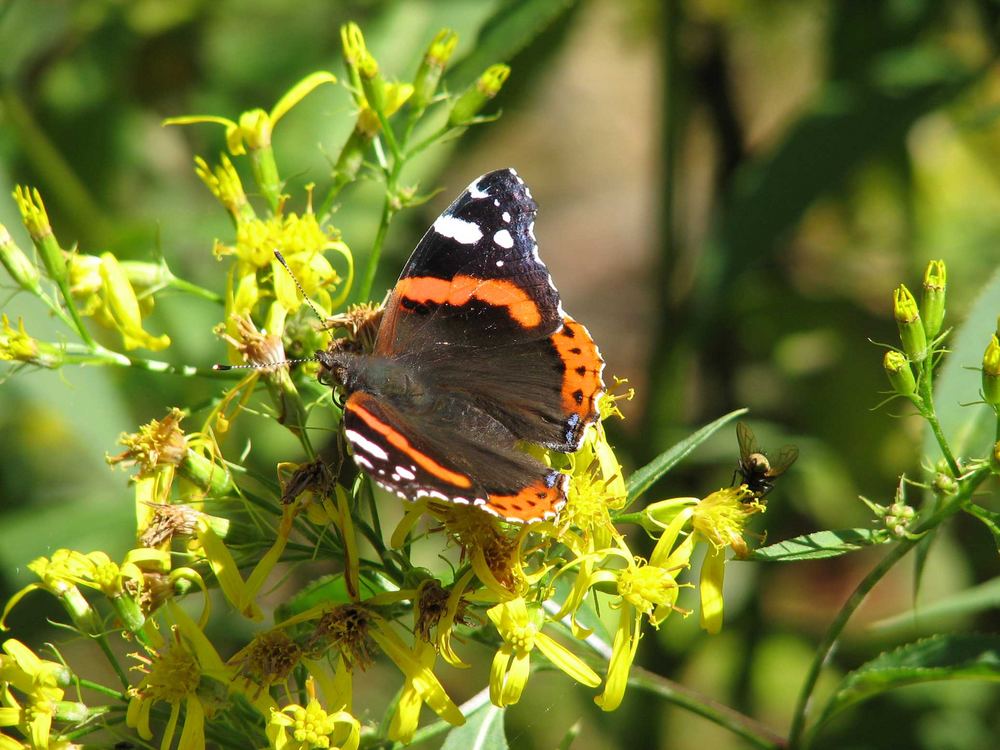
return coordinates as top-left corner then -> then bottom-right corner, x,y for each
317,168 -> 605,523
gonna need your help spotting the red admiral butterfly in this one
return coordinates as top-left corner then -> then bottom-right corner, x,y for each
318,168 -> 605,523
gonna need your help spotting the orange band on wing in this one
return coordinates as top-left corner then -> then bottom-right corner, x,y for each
486,477 -> 565,522
397,275 -> 542,328
346,398 -> 473,489
551,317 -> 604,415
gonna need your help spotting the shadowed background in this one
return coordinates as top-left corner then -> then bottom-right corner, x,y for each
1,1 -> 999,748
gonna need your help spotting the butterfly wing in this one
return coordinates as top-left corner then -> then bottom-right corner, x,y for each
343,391 -> 568,522
376,168 -> 604,452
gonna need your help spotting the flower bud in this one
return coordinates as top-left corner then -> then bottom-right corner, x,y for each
893,284 -> 927,362
448,64 -> 511,126
883,350 -> 916,396
12,185 -> 66,285
412,29 -> 458,112
982,335 -> 1000,410
0,223 -> 41,294
920,259 -> 946,339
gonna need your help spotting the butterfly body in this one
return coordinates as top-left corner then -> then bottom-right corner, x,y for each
319,169 -> 605,523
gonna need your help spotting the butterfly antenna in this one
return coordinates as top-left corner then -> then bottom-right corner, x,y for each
273,250 -> 329,326
213,356 -> 321,372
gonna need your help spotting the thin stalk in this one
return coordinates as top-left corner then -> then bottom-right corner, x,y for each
77,679 -> 127,701
54,343 -> 241,378
93,632 -> 130,691
917,358 -> 960,476
166,274 -> 224,303
627,665 -> 787,750
358,197 -> 395,302
788,465 -> 990,747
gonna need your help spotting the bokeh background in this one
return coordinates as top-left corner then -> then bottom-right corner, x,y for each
2,1 -> 1000,748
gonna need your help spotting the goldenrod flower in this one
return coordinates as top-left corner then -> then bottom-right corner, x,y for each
109,408 -> 188,475
126,603 -> 229,748
81,252 -> 170,351
0,639 -> 76,749
370,622 -> 464,737
0,316 -> 40,364
487,597 -> 600,708
691,487 -> 763,634
164,72 -> 337,157
194,155 -> 253,223
268,677 -> 360,750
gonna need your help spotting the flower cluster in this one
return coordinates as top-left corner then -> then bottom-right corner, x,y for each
0,22 -> 765,750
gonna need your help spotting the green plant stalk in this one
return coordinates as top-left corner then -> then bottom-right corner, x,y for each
77,678 -> 127,701
788,465 -> 990,747
55,343 -> 239,378
94,631 -> 131,691
917,357 -> 960,476
626,665 -> 787,750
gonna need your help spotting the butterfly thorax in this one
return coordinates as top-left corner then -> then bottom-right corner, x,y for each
317,350 -> 429,406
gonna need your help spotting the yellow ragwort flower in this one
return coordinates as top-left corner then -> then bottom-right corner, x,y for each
127,603 -> 230,750
0,639 -> 73,750
691,486 -> 763,634
268,676 -> 360,750
0,315 -> 39,363
487,597 -> 600,708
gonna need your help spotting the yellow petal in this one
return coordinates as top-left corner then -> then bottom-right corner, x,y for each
270,71 -> 338,124
178,696 -> 205,750
534,633 -> 601,688
501,651 -> 531,707
595,607 -> 639,712
699,545 -> 726,634
489,648 -> 511,707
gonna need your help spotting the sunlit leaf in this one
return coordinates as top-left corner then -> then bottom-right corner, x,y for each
873,577 -> 1000,631
746,528 -> 888,562
441,704 -> 507,750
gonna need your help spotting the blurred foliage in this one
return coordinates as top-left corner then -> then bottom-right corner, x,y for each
1,0 -> 1000,748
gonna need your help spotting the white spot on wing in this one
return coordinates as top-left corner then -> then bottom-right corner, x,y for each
493,199 -> 501,207
468,178 -> 489,199
345,429 -> 388,461
495,260 -> 504,267
502,211 -> 511,223
353,454 -> 374,470
528,221 -> 536,240
493,229 -> 514,249
434,214 -> 483,245
396,465 -> 416,480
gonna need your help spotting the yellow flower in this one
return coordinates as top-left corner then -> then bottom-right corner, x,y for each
1,551 -> 95,633
164,72 -> 337,156
594,507 -> 695,711
127,603 -> 229,749
691,487 -> 763,634
370,622 -> 465,737
268,677 -> 360,750
194,155 -> 253,222
0,639 -> 75,750
85,252 -> 170,351
487,597 -> 600,708
0,315 -> 39,363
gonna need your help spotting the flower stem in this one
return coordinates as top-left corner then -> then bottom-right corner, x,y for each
77,679 -> 127,701
917,358 -> 960,476
788,465 -> 990,747
627,665 -> 787,749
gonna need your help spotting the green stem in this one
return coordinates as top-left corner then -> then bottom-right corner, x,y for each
627,665 -> 786,750
77,679 -> 127,701
788,465 -> 990,747
166,274 -> 224,303
917,358 -> 960,476
356,166 -> 398,303
55,343 -> 242,378
93,632 -> 131,691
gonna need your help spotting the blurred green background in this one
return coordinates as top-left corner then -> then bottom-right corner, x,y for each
2,1 -> 1000,748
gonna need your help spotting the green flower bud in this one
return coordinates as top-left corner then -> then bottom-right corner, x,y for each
12,185 -> 66,285
920,259 -> 946,339
883,350 -> 916,396
412,29 -> 458,113
0,223 -> 41,294
893,284 -> 927,363
983,335 -> 1000,410
448,64 -> 511,126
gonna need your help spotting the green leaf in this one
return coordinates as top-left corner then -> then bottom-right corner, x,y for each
626,408 -> 748,504
746,528 -> 889,562
966,504 -> 1000,554
446,0 -> 579,89
816,634 -> 1000,729
873,577 -> 1000,631
441,704 -> 507,750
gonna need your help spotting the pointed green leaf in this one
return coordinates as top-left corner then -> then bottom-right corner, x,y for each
441,704 -> 507,750
816,634 -> 1000,729
873,577 -> 1000,631
627,408 -> 748,504
273,573 -> 393,622
965,504 -> 1000,555
746,528 -> 889,562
